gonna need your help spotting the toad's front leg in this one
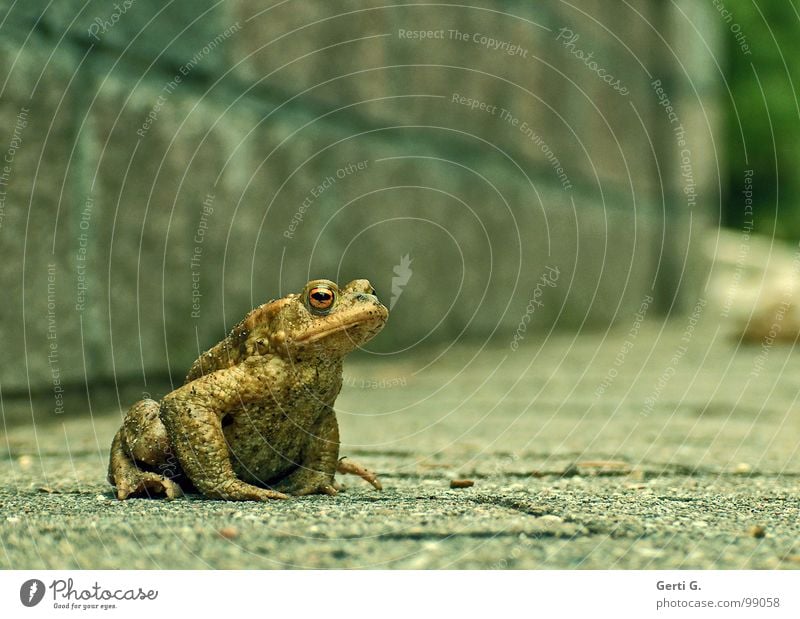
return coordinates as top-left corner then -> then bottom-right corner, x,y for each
274,412 -> 383,495
272,410 -> 341,496
160,366 -> 288,501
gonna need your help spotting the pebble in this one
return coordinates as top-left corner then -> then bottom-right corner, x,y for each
628,469 -> 646,482
219,526 -> 239,539
450,479 -> 475,489
748,525 -> 766,539
639,547 -> 665,558
538,515 -> 563,525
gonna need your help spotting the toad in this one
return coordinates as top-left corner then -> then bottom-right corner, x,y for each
108,278 -> 387,501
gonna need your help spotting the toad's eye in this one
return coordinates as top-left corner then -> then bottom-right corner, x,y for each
307,286 -> 335,314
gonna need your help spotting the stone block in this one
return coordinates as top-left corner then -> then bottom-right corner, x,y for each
0,35 -> 86,408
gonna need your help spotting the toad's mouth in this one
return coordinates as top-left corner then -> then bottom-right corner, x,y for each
294,319 -> 373,344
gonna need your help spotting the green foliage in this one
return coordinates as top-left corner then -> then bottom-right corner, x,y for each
724,0 -> 800,238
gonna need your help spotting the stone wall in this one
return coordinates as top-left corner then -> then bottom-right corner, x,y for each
0,1 -> 721,410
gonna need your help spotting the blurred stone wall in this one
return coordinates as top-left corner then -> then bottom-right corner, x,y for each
0,1 -> 721,406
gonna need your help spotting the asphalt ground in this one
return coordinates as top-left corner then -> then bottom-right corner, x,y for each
1,318 -> 799,569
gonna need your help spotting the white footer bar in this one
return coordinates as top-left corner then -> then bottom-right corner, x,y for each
1,570 -> 797,618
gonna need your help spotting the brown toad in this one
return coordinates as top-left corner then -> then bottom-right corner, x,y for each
108,278 -> 387,501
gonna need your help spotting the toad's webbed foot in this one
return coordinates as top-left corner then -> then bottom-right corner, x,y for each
272,469 -> 338,497
206,478 -> 289,501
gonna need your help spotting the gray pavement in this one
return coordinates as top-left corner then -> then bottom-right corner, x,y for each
2,318 -> 799,569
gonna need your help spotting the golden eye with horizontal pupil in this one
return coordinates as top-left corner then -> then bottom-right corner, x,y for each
307,286 -> 335,313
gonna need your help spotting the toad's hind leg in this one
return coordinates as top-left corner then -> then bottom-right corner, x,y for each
108,398 -> 183,500
337,457 -> 382,491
